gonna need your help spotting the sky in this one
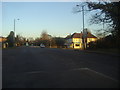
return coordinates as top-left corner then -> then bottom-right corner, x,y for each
2,2 -> 103,39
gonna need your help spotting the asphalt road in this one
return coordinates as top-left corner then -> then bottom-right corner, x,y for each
2,46 -> 120,88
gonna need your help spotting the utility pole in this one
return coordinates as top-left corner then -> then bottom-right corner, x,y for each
103,18 -> 105,38
82,6 -> 85,50
76,4 -> 87,50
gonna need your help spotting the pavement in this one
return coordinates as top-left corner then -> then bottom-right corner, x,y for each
83,49 -> 120,57
64,48 -> 120,57
2,46 -> 120,88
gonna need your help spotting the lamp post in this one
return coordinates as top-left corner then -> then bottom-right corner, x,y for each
14,19 -> 19,37
13,19 -> 19,46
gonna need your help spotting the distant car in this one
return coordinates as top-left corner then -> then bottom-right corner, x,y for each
26,42 -> 29,46
40,43 -> 45,48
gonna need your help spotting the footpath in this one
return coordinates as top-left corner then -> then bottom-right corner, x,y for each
81,49 -> 120,57
63,48 -> 120,57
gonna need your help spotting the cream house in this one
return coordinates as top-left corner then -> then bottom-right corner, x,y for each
0,36 -> 8,48
0,36 -> 7,42
65,32 -> 97,49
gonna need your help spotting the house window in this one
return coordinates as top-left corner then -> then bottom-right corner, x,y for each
75,44 -> 80,46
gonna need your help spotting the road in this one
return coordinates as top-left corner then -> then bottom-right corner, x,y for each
2,47 -> 119,88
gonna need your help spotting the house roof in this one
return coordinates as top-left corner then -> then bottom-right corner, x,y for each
72,33 -> 83,38
87,32 -> 97,38
66,32 -> 97,39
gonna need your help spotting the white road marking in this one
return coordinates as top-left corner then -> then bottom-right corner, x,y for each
71,68 -> 118,82
26,71 -> 47,74
25,68 -> 118,82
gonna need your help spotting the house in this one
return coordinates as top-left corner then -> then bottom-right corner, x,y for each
0,36 -> 7,42
65,32 -> 97,49
0,36 -> 8,48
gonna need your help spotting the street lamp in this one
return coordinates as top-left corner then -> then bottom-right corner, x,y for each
13,18 -> 19,46
14,19 -> 19,37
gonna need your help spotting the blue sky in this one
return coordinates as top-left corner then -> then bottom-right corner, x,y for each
2,2 -> 102,39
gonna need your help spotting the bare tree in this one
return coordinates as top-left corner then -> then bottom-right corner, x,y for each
40,30 -> 50,40
15,34 -> 27,46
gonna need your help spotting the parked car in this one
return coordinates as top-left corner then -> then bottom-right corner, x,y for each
40,43 -> 45,48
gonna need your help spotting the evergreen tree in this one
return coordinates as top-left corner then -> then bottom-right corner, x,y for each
7,31 -> 15,47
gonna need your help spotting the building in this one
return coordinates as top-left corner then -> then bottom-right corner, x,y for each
0,36 -> 7,42
65,32 -> 97,49
0,36 -> 8,48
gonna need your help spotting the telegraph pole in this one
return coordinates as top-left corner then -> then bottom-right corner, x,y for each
76,4 -> 86,50
82,5 -> 85,50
